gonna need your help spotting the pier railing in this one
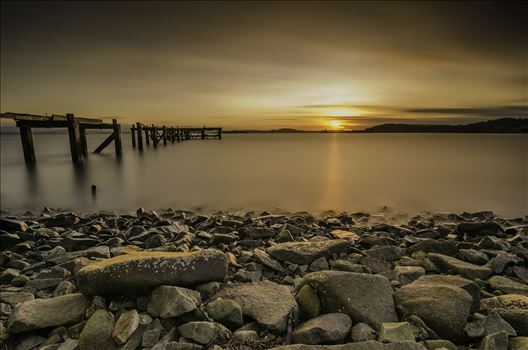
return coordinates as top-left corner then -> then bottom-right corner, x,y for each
0,112 -> 222,165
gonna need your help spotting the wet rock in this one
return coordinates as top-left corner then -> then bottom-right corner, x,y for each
79,310 -> 116,350
76,249 -> 228,295
112,309 -> 139,345
214,281 -> 297,332
178,321 -> 231,345
291,313 -> 352,344
378,322 -> 415,343
267,239 -> 351,265
8,294 -> 89,333
394,280 -> 472,343
296,271 -> 398,330
427,253 -> 492,280
147,285 -> 201,318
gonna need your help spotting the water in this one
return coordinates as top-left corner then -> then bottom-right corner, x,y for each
1,132 -> 526,216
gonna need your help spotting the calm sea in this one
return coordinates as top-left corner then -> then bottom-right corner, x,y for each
1,132 -> 526,216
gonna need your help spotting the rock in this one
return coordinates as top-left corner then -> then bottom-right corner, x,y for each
291,313 -> 352,344
269,341 -> 427,349
196,281 -> 220,299
214,281 -> 297,332
8,294 -> 88,333
0,233 -> 22,249
232,330 -> 259,342
480,294 -> 528,335
13,335 -> 47,350
367,246 -> 405,261
53,281 -> 77,297
296,271 -> 398,330
205,298 -> 243,329
427,253 -> 492,280
76,249 -> 228,295
378,322 -> 415,342
0,268 -> 20,283
509,337 -> 528,350
459,249 -> 489,265
487,252 -> 521,274
394,280 -> 472,343
240,227 -> 276,239
147,285 -> 201,318
350,323 -> 377,342
79,309 -> 116,350
0,218 -> 28,232
253,248 -> 284,271
142,329 -> 161,347
59,237 -> 99,252
488,276 -> 528,296
296,284 -> 321,319
267,239 -> 351,265
455,222 -> 503,236
309,256 -> 329,272
330,230 -> 360,241
419,340 -> 456,350
1,292 -> 34,306
407,239 -> 457,256
479,331 -> 508,350
411,274 -> 481,313
178,321 -> 231,345
112,309 -> 139,345
41,213 -> 80,227
464,311 -> 516,338
393,266 -> 425,286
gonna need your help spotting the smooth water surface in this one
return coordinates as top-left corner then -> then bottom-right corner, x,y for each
1,132 -> 526,216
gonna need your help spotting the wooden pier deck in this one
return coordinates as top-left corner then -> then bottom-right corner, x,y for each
1,112 -> 222,165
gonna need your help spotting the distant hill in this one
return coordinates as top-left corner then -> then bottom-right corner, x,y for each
357,118 -> 528,133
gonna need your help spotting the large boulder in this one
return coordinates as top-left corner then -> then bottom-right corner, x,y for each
296,271 -> 398,330
394,279 -> 472,343
267,240 -> 351,265
76,249 -> 228,295
291,313 -> 352,344
427,253 -> 492,280
480,294 -> 528,336
214,281 -> 297,332
8,293 -> 88,333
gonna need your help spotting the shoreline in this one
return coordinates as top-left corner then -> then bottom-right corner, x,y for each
0,209 -> 527,349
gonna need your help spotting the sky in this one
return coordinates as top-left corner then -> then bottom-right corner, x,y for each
1,1 -> 526,130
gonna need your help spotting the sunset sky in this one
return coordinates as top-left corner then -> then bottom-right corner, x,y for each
1,1 -> 526,130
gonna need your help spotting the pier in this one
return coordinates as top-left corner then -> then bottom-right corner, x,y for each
0,112 -> 222,165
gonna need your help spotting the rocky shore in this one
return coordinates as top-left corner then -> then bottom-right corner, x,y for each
0,208 -> 527,350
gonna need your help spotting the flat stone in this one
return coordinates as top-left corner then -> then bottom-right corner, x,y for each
253,248 -> 284,271
407,239 -> 457,256
267,239 -> 351,264
464,311 -> 516,338
112,309 -> 139,345
214,281 -> 297,332
13,335 -> 46,350
296,271 -> 398,330
488,276 -> 528,296
8,293 -> 89,333
455,222 -> 503,236
79,309 -> 116,350
41,214 -> 80,227
350,323 -> 377,342
330,230 -> 360,241
378,322 -> 415,343
427,253 -> 492,280
178,321 -> 231,345
147,285 -> 201,318
292,313 -> 352,344
393,266 -> 425,286
269,341 -> 427,350
0,218 -> 28,232
205,298 -> 243,330
76,249 -> 228,295
394,280 -> 472,343
0,292 -> 34,306
459,249 -> 489,265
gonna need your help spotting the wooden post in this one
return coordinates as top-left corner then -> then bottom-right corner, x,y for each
131,126 -> 136,148
137,123 -> 143,150
152,125 -> 158,148
113,119 -> 122,157
176,127 -> 180,142
19,126 -> 36,165
67,114 -> 83,164
201,127 -> 205,139
162,126 -> 167,145
80,128 -> 88,156
145,127 -> 150,146
218,128 -> 222,139
170,128 -> 175,143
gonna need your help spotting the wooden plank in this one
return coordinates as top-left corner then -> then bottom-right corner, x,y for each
80,128 -> 88,156
16,120 -> 69,128
131,126 -> 136,148
67,114 -> 83,164
113,119 -> 122,157
137,123 -> 144,150
2,112 -> 103,124
79,123 -> 115,129
93,132 -> 116,154
19,127 -> 36,165
152,126 -> 158,147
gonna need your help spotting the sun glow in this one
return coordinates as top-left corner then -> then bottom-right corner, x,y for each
329,120 -> 342,128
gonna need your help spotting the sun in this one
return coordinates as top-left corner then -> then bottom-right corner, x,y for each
329,120 -> 342,128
